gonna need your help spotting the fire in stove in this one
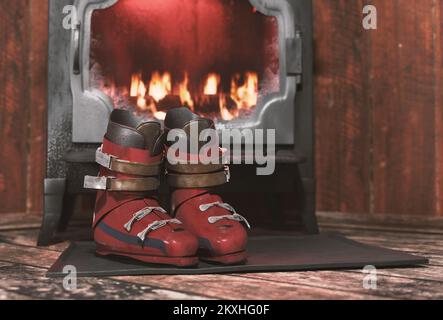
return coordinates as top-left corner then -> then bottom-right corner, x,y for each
90,0 -> 279,124
127,71 -> 258,121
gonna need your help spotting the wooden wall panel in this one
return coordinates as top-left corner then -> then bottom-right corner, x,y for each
0,0 -> 47,215
370,0 -> 437,216
0,0 -> 442,217
26,0 -> 48,214
314,0 -> 443,216
314,0 -> 372,214
435,0 -> 443,217
0,0 -> 31,213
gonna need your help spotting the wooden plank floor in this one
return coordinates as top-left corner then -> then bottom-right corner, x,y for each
0,212 -> 442,300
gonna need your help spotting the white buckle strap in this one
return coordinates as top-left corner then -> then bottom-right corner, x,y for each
84,176 -> 109,190
199,202 -> 251,229
137,219 -> 182,242
83,175 -> 159,191
123,207 -> 167,232
95,145 -> 162,176
96,146 -> 114,169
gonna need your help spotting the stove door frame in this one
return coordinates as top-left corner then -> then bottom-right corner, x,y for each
70,0 -> 302,144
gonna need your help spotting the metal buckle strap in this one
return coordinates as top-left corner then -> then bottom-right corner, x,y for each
84,175 -> 160,192
96,146 -> 163,176
123,207 -> 167,232
166,156 -> 227,174
199,202 -> 251,229
137,219 -> 182,242
166,166 -> 230,188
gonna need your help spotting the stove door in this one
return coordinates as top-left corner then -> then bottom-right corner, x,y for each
70,0 -> 302,144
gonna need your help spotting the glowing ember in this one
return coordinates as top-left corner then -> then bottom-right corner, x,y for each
204,73 -> 221,95
148,71 -> 172,102
145,99 -> 167,121
153,111 -> 167,121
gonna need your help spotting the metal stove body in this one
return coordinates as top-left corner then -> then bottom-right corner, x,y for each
39,0 -> 316,245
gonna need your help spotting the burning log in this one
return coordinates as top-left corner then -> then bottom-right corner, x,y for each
156,95 -> 182,111
194,95 -> 220,114
221,94 -> 237,112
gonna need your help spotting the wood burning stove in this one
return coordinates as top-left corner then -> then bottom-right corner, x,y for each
39,0 -> 316,245
71,0 -> 301,144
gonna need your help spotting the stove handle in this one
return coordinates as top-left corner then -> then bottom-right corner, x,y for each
73,23 -> 81,75
286,30 -> 303,84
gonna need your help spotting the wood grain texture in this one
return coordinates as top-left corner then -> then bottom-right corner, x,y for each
112,273 -> 384,300
314,0 -> 443,216
434,0 -> 443,216
313,0 -> 372,214
0,0 -> 31,214
1,0 -> 443,217
0,262 -> 209,300
0,212 -> 442,300
371,0 -> 437,216
26,0 -> 48,215
0,0 -> 46,215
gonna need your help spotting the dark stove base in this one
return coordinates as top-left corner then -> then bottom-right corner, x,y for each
47,233 -> 427,277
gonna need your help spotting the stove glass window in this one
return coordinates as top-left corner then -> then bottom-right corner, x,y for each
90,0 -> 280,122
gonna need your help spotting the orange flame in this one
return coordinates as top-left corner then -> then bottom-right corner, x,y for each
178,72 -> 194,111
130,73 -> 141,97
130,72 -> 169,120
148,71 -> 172,102
231,72 -> 258,109
204,73 -> 221,95
127,71 -> 258,121
219,95 -> 237,121
136,82 -> 147,110
130,73 -> 148,110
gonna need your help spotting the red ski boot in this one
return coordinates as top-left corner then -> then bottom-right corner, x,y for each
164,108 -> 251,265
84,109 -> 198,267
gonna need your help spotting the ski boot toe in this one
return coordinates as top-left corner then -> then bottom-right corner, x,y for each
95,216 -> 199,267
162,228 -> 200,258
197,223 -> 248,264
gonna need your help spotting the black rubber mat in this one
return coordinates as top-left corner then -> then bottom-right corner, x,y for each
47,233 -> 428,277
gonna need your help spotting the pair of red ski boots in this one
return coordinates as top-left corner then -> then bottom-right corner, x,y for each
84,108 -> 250,267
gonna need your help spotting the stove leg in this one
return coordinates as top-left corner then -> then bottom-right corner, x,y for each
57,193 -> 76,232
295,168 -> 319,234
301,177 -> 318,234
37,178 -> 66,246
